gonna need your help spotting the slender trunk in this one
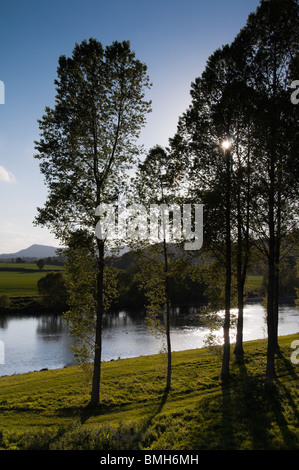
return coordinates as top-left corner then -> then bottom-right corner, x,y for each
89,239 -> 104,405
221,149 -> 231,379
235,253 -> 250,363
89,113 -> 104,406
234,147 -> 250,359
266,240 -> 276,381
273,165 -> 282,351
266,43 -> 278,382
266,158 -> 276,381
165,293 -> 171,392
234,188 -> 244,359
163,238 -> 171,392
273,252 -> 279,350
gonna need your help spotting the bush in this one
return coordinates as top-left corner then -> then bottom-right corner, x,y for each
0,295 -> 10,309
38,272 -> 67,310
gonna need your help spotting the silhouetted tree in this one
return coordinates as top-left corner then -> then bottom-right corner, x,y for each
232,0 -> 299,380
34,39 -> 151,405
132,145 -> 189,392
36,259 -> 45,270
170,0 -> 299,381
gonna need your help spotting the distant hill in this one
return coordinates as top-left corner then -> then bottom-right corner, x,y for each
0,244 -> 59,260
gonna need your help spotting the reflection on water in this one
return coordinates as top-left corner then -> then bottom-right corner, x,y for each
0,303 -> 298,376
0,315 -> 74,377
0,316 -> 8,330
36,315 -> 66,338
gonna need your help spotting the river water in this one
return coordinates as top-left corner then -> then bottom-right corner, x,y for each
0,303 -> 298,376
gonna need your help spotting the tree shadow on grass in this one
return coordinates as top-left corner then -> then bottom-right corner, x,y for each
136,386 -> 170,437
268,379 -> 299,449
221,354 -> 299,450
270,349 -> 299,448
78,386 -> 170,427
75,352 -> 298,450
154,387 -> 170,416
220,379 -> 237,449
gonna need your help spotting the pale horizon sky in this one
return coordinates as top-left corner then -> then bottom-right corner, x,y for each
0,0 -> 260,254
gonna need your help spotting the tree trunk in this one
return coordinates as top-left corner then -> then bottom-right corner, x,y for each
266,244 -> 276,381
266,46 -> 279,382
234,143 -> 251,360
221,149 -> 231,379
266,157 -> 276,382
165,295 -> 171,392
273,256 -> 280,351
89,239 -> 104,405
234,189 -> 244,359
273,165 -> 282,351
235,291 -> 244,359
163,239 -> 171,392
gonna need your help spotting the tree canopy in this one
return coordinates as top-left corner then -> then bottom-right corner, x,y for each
34,39 -> 151,405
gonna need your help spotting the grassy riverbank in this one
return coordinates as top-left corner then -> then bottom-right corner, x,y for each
0,334 -> 298,450
0,266 -> 265,315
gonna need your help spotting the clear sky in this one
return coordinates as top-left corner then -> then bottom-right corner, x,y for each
0,0 -> 260,253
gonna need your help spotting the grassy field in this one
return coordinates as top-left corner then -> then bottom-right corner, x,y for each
0,334 -> 298,450
0,263 -> 262,299
245,275 -> 263,296
0,263 -> 64,297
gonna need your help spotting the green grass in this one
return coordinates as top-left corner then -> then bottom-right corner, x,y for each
245,275 -> 263,296
0,271 -> 48,296
0,269 -> 262,299
246,275 -> 263,288
0,334 -> 298,450
0,262 -> 64,270
0,263 -> 64,297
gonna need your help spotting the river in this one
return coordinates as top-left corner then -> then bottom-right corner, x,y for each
0,303 -> 298,377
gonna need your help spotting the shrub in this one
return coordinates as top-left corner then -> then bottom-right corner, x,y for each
0,295 -> 10,309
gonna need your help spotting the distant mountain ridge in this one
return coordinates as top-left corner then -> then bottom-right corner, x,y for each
0,244 -> 59,259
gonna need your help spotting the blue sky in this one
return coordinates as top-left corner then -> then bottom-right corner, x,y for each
0,0 -> 260,253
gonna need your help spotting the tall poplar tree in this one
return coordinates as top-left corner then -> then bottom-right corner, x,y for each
169,44 -> 251,378
132,145 -> 186,392
34,39 -> 151,405
233,0 -> 299,380
170,0 -> 298,380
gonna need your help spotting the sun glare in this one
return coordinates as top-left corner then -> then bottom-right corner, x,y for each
221,140 -> 231,150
